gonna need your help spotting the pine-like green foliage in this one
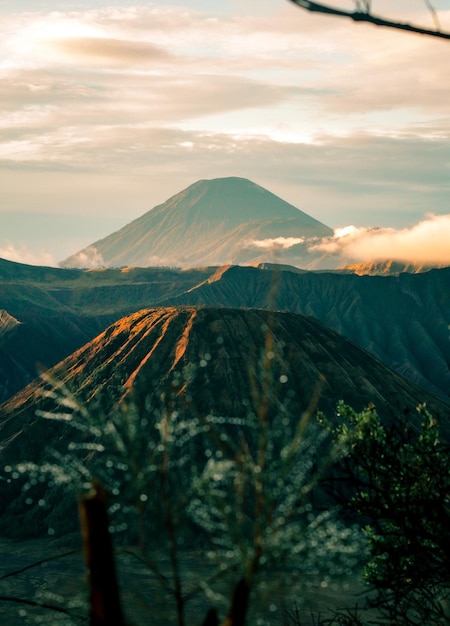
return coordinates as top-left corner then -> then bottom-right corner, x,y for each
327,401 -> 450,625
2,350 -> 365,625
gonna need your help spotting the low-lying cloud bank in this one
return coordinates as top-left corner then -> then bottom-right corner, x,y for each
0,244 -> 57,267
2,216 -> 449,270
249,236 -> 305,250
311,214 -> 450,266
61,246 -> 105,269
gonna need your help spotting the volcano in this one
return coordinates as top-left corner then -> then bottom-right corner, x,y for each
61,177 -> 333,269
1,305 -> 448,541
2,306 -> 447,449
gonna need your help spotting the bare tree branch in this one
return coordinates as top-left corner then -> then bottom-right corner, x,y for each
288,1 -> 450,41
0,596 -> 87,621
0,549 -> 80,581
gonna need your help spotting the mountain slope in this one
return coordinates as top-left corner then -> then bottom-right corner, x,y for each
0,310 -> 20,338
61,177 -> 333,269
2,306 -> 448,435
0,258 -> 217,400
2,306 -> 448,541
164,265 -> 450,403
2,258 -> 449,406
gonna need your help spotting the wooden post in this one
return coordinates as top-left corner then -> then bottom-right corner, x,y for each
222,578 -> 250,626
79,482 -> 125,626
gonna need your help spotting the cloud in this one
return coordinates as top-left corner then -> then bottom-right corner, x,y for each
321,36 -> 450,117
0,244 -> 57,267
1,130 -> 450,253
1,1 -> 450,266
62,246 -> 104,269
50,37 -> 174,65
2,3 -> 450,166
0,65 -> 294,145
247,236 -> 305,250
310,214 -> 450,265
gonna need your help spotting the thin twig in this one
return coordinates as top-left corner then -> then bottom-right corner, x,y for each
0,595 -> 87,621
119,547 -> 173,593
0,549 -> 81,580
424,0 -> 441,31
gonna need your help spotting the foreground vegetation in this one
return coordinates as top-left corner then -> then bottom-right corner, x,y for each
0,312 -> 450,626
1,354 -> 449,625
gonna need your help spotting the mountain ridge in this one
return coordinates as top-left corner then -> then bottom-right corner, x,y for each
1,258 -> 449,405
61,177 -> 334,269
162,265 -> 450,403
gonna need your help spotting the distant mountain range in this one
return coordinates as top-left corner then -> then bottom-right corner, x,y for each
1,175 -> 449,546
0,258 -> 449,406
61,177 -> 335,270
61,177 -> 448,274
0,257 -> 213,401
169,265 -> 450,402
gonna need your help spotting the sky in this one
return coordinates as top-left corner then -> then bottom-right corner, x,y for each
1,0 -> 450,267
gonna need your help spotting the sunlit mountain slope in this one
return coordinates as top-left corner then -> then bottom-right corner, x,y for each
2,306 -> 448,437
61,177 -> 333,269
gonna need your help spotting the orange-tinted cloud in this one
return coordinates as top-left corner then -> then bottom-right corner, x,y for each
51,37 -> 173,65
311,214 -> 450,265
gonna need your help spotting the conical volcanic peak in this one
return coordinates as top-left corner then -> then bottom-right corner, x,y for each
61,178 -> 333,269
153,177 -> 326,225
3,306 -> 447,447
